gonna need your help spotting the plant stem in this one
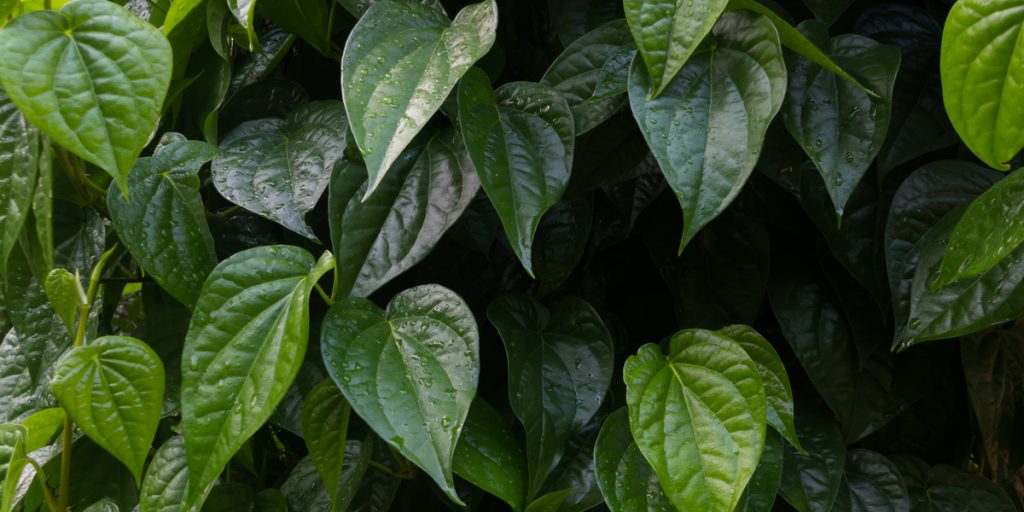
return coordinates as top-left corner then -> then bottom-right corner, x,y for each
314,283 -> 334,306
56,415 -> 71,512
27,459 -> 59,512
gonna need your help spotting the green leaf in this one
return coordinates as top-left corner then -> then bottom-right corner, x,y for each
532,196 -> 593,297
525,489 -> 572,512
227,0 -> 257,50
736,430 -> 783,512
547,0 -> 621,46
0,87 -> 38,281
624,0 -> 728,99
213,101 -> 347,239
341,0 -> 497,197
832,450 -> 909,512
338,0 -> 445,19
51,335 -> 165,485
329,130 -> 479,298
593,407 -> 674,512
0,0 -> 172,191
20,407 -> 64,452
719,325 -> 801,451
82,499 -> 119,512
623,329 -> 766,512
782,22 -> 900,215
261,0 -> 335,57
628,10 -> 785,252
458,69 -> 575,275
300,379 -> 354,511
181,246 -> 334,507
940,0 -> 1024,170
281,441 -> 372,512
939,168 -> 1024,286
0,424 -> 28,512
803,0 -> 854,25
320,284 -> 479,505
908,465 -> 1016,511
453,398 -> 528,512
536,409 -> 605,512
140,436 -> 189,512
778,405 -> 845,512
541,20 -> 635,134
43,268 -> 79,333
487,294 -> 613,498
108,140 -> 218,308
162,0 -> 203,36
201,484 -> 254,512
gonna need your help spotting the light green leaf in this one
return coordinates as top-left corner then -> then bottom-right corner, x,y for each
228,0 -> 257,50
328,130 -> 479,298
453,398 -> 528,512
162,0 -> 203,36
51,336 -> 165,486
43,268 -> 79,333
320,284 -> 479,505
488,294 -> 613,498
0,0 -> 172,191
181,246 -> 334,507
140,436 -> 189,512
832,450 -> 910,512
300,379 -> 353,510
593,407 -> 674,512
0,87 -> 38,281
629,10 -> 785,252
19,407 -> 64,452
736,430 -> 783,512
939,168 -> 1024,286
624,0 -> 728,99
458,69 -> 575,276
623,329 -> 766,512
108,140 -> 218,308
341,0 -> 496,197
213,101 -> 347,239
0,424 -> 28,512
940,0 -> 1024,170
778,405 -> 845,512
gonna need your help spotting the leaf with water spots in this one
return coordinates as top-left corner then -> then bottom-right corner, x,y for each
453,398 -> 528,511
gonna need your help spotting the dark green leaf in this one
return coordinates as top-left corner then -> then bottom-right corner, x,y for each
140,436 -> 188,512
778,405 -> 845,512
453,398 -> 528,512
832,450 -> 909,512
547,0 -> 621,46
300,379 -> 355,510
261,0 -> 335,57
281,442 -> 372,512
803,0 -> 854,25
736,430 -> 783,512
338,0 -> 445,19
908,465 -> 1016,511
532,196 -> 593,296
593,407 -> 673,512
525,489 -> 572,512
0,87 -> 38,280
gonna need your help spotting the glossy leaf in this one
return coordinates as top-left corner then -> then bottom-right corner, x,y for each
140,436 -> 189,512
0,424 -> 28,512
0,0 -> 172,191
532,196 -> 593,296
337,0 -> 445,18
300,379 -> 353,510
320,285 -> 479,504
228,0 -> 257,50
51,335 -> 165,485
909,465 -> 1016,511
736,429 -> 783,512
488,294 -> 613,497
329,130 -> 479,298
832,450 -> 909,512
593,407 -> 673,512
43,268 -> 78,333
525,489 -> 572,512
458,70 -> 575,275
940,0 -> 1024,170
107,140 -> 218,308
778,405 -> 845,512
261,0 -> 334,57
0,87 -> 38,280
20,407 -> 64,452
629,10 -> 786,251
181,246 -> 334,507
781,21 -> 900,215
623,329 -> 766,512
804,0 -> 854,25
453,398 -> 528,512
281,443 -> 372,512
341,0 -> 497,197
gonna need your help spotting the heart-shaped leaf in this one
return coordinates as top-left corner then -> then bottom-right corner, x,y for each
181,246 -> 334,507
905,464 -> 1017,511
212,101 -> 347,239
593,407 -> 674,512
300,379 -> 354,511
458,69 -> 575,275
0,0 -> 172,191
341,0 -> 496,197
320,284 -> 479,505
488,294 -> 613,498
629,10 -> 786,252
623,329 -> 766,512
20,407 -> 65,452
778,405 -> 845,512
624,0 -> 728,99
0,87 -> 38,281
941,0 -> 1024,170
782,21 -> 900,215
108,140 -> 218,308
831,450 -> 910,512
43,268 -> 79,333
140,436 -> 188,512
51,335 -> 165,486
329,130 -> 479,298
453,398 -> 528,512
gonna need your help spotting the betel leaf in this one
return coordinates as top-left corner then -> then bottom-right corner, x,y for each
107,140 -> 218,308
300,379 -> 353,510
51,336 -> 165,486
329,130 -> 479,298
341,0 -> 496,197
547,0 -> 621,46
778,405 -> 845,512
719,325 -> 802,451
525,489 -> 572,512
593,407 -> 674,512
228,0 -> 257,50
453,398 -> 528,512
782,21 -> 899,215
736,430 -> 783,512
320,285 -> 479,505
629,10 -> 786,252
623,329 -> 766,512
940,0 -> 1024,170
487,294 -> 613,498
535,409 -> 604,512
0,424 -> 28,512
938,168 -> 1024,286
623,0 -> 728,99
139,436 -> 188,512
803,0 -> 854,26
458,69 -> 575,276
541,20 -> 635,134
0,0 -> 172,191
213,101 -> 347,239
281,442 -> 372,512
908,465 -> 1017,511
181,246 -> 334,507
260,0 -> 335,57
43,268 -> 78,333
20,407 -> 64,452
0,87 -> 38,281
831,449 -> 909,512
338,0 -> 446,18
531,196 -> 593,296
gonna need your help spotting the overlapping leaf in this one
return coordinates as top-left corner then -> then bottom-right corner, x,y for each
139,436 -> 188,512
453,398 -> 528,511
593,407 -> 673,512
0,87 -> 38,281
778,406 -> 845,512
832,450 -> 909,512
300,379 -> 355,510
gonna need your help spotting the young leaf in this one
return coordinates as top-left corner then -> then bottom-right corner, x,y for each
0,87 -> 38,281
488,294 -> 613,498
43,268 -> 79,333
181,246 -> 334,507
623,330 -> 766,512
320,285 -> 479,505
778,405 -> 845,512
300,379 -> 353,511
51,336 -> 165,486
19,407 -> 64,452
140,436 -> 189,512
341,0 -> 497,197
329,130 -> 479,298
593,407 -> 674,512
453,398 -> 528,512
629,10 -> 786,252
0,424 -> 28,512
831,450 -> 909,512
213,101 -> 347,239
940,0 -> 1024,170
458,70 -> 575,275
624,0 -> 728,99
0,0 -> 172,192
107,140 -> 219,308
